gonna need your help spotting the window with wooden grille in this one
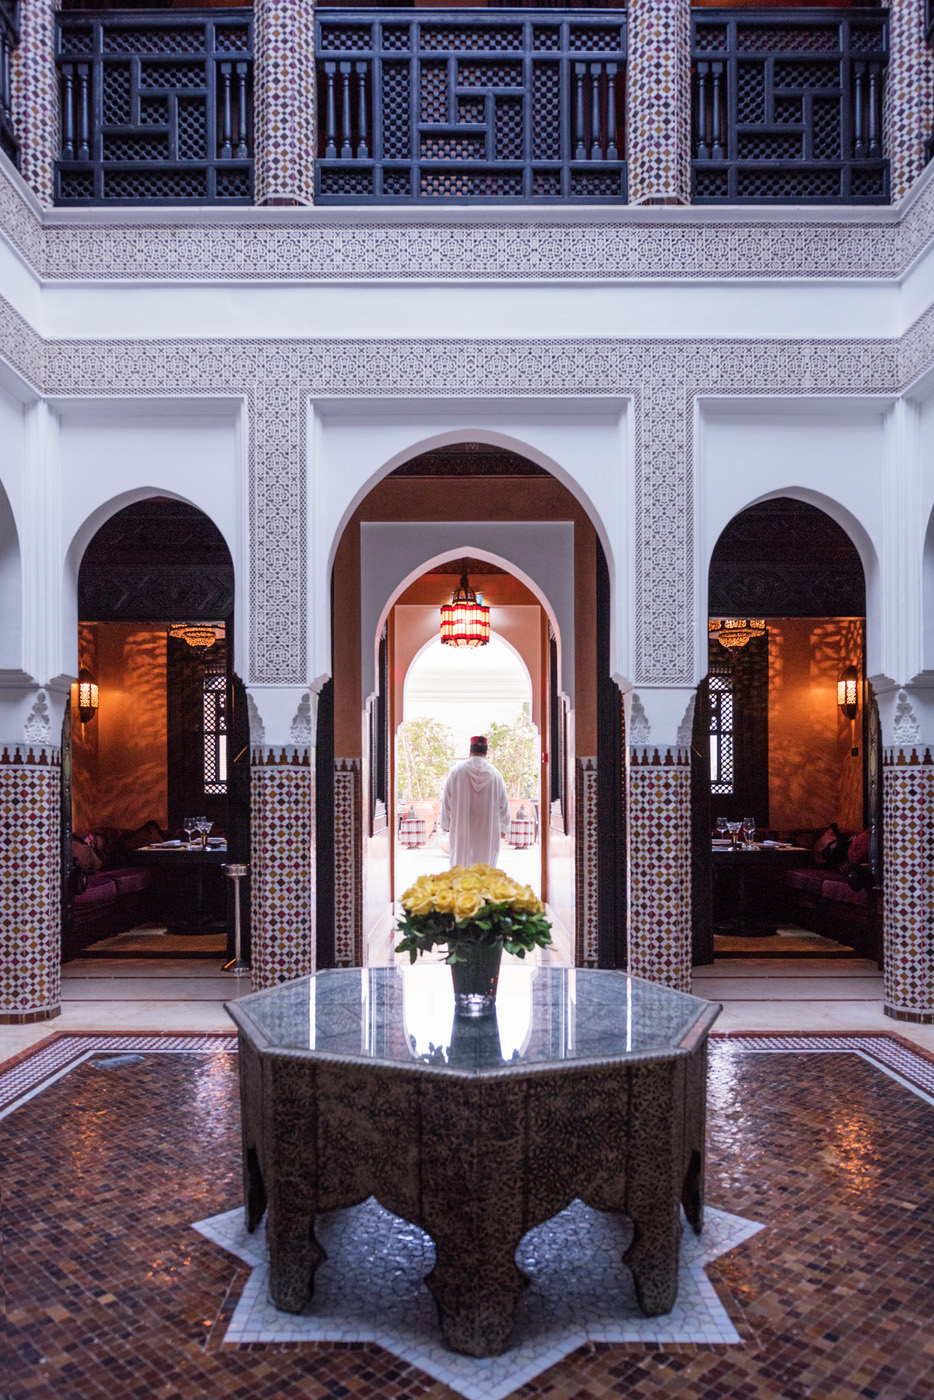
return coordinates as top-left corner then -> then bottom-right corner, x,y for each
709,665 -> 734,796
203,662 -> 227,796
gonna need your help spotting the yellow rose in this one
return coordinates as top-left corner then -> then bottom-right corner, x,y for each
455,873 -> 484,892
403,889 -> 435,917
485,879 -> 517,905
432,885 -> 455,914
447,865 -> 467,880
470,863 -> 496,877
453,887 -> 485,920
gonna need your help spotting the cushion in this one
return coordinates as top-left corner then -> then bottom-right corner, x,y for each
121,820 -> 166,852
821,878 -> 869,908
71,837 -> 102,875
848,828 -> 870,865
110,868 -> 152,895
73,878 -> 117,921
813,824 -> 849,868
785,868 -> 827,898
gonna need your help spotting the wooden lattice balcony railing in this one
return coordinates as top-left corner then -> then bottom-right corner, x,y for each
314,9 -> 627,203
692,8 -> 889,204
55,9 -> 253,205
49,6 -> 891,208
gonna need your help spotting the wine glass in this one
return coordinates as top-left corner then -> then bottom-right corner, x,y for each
195,816 -> 210,848
727,820 -> 742,849
715,817 -> 728,843
742,816 -> 756,848
183,816 -> 196,848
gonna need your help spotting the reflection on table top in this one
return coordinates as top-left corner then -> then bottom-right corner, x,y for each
134,843 -> 228,862
226,965 -> 721,1076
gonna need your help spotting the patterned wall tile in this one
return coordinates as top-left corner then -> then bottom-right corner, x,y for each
254,0 -> 315,206
626,0 -> 691,206
0,748 -> 61,1022
249,747 -> 314,990
575,757 -> 599,967
334,759 -> 362,967
882,747 -> 934,1021
627,747 -> 692,992
9,0 -> 57,208
885,0 -> 934,203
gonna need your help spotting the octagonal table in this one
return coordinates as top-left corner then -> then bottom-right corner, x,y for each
226,965 -> 721,1358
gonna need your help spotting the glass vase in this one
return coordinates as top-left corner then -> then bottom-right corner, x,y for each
449,937 -> 503,1017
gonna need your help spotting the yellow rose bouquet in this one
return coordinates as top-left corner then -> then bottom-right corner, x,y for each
395,863 -> 552,964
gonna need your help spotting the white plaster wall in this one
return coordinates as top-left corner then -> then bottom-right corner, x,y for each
0,386 -> 27,673
54,398 -> 247,680
698,398 -> 888,678
37,277 -> 898,344
310,402 -> 632,692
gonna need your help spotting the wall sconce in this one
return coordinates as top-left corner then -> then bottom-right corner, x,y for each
77,668 -> 99,724
837,666 -> 859,720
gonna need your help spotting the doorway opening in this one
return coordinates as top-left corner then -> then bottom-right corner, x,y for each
696,496 -> 878,969
64,498 -> 249,972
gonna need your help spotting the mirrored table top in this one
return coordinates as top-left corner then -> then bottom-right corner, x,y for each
228,966 -> 720,1075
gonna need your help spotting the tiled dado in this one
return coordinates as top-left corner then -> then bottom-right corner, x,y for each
249,747 -> 314,990
883,746 -> 934,1023
626,0 -> 691,206
575,757 -> 599,967
334,759 -> 363,967
9,0 -> 57,208
0,747 -> 61,1023
254,0 -> 315,206
627,747 -> 692,992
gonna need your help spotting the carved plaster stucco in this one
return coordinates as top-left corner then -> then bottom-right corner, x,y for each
3,158 -> 934,286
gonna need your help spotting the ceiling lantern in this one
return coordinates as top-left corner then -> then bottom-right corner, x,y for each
169,623 -> 219,650
440,573 -> 490,648
708,618 -> 766,650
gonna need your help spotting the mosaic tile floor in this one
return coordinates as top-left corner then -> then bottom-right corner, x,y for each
5,1032 -> 934,1400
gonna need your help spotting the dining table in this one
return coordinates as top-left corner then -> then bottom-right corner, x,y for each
133,841 -> 230,938
711,841 -> 810,936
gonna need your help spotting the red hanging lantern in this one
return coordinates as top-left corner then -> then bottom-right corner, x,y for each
440,574 -> 490,648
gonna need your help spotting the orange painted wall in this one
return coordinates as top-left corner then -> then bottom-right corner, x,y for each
72,622 -> 168,833
767,617 -> 864,832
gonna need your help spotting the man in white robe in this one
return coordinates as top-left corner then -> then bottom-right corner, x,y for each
440,735 -> 512,869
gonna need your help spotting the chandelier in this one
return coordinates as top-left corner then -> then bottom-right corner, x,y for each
440,574 -> 490,648
708,618 -> 766,650
169,623 -> 219,650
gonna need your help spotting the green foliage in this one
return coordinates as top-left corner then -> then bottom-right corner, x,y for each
396,715 -> 456,802
395,904 -> 553,964
486,711 -> 538,799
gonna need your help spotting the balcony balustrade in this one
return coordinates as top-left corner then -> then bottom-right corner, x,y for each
47,6 -> 893,208
55,9 -> 253,205
0,0 -> 17,169
692,9 -> 889,204
315,9 -> 626,203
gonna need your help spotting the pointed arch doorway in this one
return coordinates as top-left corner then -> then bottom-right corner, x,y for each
319,441 -> 626,971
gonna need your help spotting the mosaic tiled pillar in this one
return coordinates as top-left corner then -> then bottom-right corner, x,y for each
334,758 -> 363,966
882,747 -> 934,1022
0,747 -> 61,1023
627,747 -> 692,992
250,746 -> 314,989
885,0 -> 934,202
625,0 -> 691,206
253,0 -> 315,206
9,0 -> 58,206
575,757 -> 599,967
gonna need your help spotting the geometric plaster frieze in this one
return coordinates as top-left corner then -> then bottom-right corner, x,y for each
7,161 -> 934,288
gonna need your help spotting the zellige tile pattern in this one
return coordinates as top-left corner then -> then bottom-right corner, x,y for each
5,1034 -> 934,1400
